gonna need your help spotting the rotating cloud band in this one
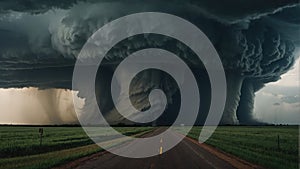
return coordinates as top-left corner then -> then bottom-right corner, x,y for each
72,12 -> 226,158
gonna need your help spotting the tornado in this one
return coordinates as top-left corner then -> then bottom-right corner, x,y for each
236,80 -> 258,124
0,1 -> 299,125
221,73 -> 244,124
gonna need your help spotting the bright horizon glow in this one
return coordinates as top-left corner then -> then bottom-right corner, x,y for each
254,57 -> 300,125
0,88 -> 83,125
269,57 -> 300,87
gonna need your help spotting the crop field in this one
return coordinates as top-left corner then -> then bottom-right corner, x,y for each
185,126 -> 299,169
0,126 -> 153,169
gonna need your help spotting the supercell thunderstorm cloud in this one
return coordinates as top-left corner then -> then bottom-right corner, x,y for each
0,0 -> 299,125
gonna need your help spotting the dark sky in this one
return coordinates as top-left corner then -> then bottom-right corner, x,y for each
0,1 -> 299,125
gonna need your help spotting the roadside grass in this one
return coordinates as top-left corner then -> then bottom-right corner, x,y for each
182,126 -> 299,169
0,127 -> 91,158
0,126 -> 152,158
1,126 -> 298,169
0,144 -> 101,169
0,126 -> 154,169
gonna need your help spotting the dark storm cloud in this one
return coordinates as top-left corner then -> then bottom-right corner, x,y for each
0,1 -> 299,124
0,0 -> 298,21
0,0 -> 79,14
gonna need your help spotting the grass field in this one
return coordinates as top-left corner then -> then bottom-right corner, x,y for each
0,126 -> 298,169
184,126 -> 299,169
0,126 -> 153,169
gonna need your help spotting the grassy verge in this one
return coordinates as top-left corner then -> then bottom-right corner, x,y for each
0,126 -> 152,158
0,127 -> 154,169
0,144 -> 101,169
179,126 -> 299,169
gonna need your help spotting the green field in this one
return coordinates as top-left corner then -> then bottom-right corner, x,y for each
0,126 -> 153,169
0,126 -> 298,169
185,126 -> 299,169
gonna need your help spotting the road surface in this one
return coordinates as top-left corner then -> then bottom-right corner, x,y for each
60,128 -> 260,169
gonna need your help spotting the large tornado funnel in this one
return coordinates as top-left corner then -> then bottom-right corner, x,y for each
237,80 -> 266,125
221,73 -> 244,124
236,80 -> 255,124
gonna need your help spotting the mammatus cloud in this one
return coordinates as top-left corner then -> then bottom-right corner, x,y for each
0,1 -> 299,125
